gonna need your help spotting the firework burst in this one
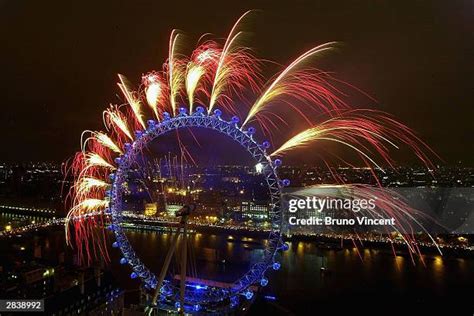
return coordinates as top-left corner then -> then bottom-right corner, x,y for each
142,71 -> 166,119
66,11 -> 439,263
288,184 -> 443,260
271,110 -> 438,171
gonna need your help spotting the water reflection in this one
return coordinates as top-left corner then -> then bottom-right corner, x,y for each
121,229 -> 474,307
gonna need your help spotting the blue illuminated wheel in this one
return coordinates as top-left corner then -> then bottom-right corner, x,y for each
107,108 -> 287,307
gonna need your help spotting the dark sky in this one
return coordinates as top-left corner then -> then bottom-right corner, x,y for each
0,0 -> 472,165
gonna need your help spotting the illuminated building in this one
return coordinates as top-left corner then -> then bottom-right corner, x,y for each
1,263 -> 124,316
144,203 -> 157,217
240,201 -> 269,221
166,204 -> 183,216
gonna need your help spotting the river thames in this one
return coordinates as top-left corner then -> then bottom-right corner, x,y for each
115,228 -> 473,314
1,214 -> 473,314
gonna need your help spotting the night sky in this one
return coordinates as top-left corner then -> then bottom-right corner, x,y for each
0,0 -> 472,164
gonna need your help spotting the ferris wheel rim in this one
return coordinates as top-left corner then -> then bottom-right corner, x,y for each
108,111 -> 284,305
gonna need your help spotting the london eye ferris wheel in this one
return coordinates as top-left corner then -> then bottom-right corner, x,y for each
66,10 -> 439,314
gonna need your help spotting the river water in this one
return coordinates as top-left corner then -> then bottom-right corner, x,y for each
2,214 -> 473,314
112,229 -> 474,314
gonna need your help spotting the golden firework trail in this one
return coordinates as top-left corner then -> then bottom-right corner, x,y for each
208,10 -> 253,113
84,153 -> 115,170
76,177 -> 109,195
143,73 -> 164,119
81,131 -> 123,154
118,74 -> 146,129
243,42 -> 337,126
186,62 -> 205,112
168,30 -> 185,115
271,126 -> 386,171
65,198 -> 109,245
269,109 -> 437,171
103,106 -> 133,140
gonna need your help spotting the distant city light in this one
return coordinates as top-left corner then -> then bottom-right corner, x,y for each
255,163 -> 263,174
